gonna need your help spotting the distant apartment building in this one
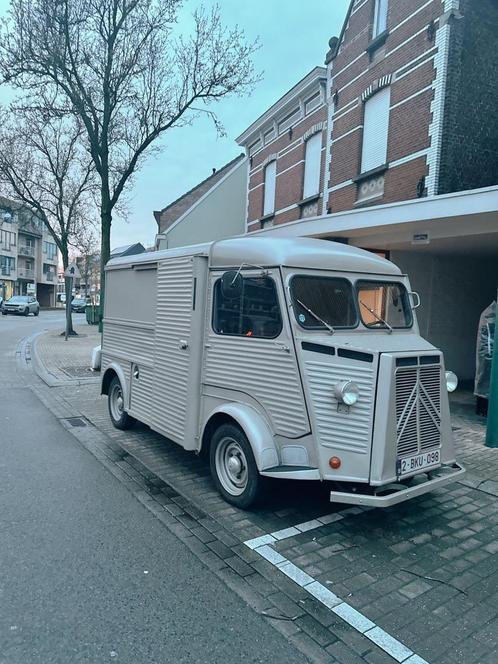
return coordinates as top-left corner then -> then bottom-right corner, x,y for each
0,197 -> 58,306
237,68 -> 327,232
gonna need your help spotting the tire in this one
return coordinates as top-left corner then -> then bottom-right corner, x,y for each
209,423 -> 266,509
108,375 -> 136,430
1,311 -> 7,316
34,308 -> 39,317
24,307 -> 29,316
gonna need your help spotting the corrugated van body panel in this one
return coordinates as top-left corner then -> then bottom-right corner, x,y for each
305,360 -> 375,455
204,334 -> 309,438
151,257 -> 195,442
129,365 -> 154,423
103,321 -> 155,366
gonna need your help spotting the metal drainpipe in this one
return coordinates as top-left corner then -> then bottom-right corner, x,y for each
485,294 -> 498,448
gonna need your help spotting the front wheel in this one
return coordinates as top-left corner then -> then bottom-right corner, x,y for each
108,376 -> 136,430
209,423 -> 266,509
24,307 -> 29,316
34,309 -> 39,317
1,311 -> 7,315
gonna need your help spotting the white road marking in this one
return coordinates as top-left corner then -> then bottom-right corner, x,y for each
245,508 -> 430,664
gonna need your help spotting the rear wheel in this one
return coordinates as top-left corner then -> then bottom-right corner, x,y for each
209,423 -> 266,509
108,376 -> 136,430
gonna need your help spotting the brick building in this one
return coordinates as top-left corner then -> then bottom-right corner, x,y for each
237,68 -> 328,232
236,0 -> 498,384
325,0 -> 498,213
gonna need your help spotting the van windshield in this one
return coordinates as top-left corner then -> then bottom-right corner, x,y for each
357,281 -> 412,329
291,276 -> 358,330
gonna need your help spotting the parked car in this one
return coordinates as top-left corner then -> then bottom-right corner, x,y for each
71,297 -> 87,313
2,295 -> 40,316
0,296 -> 3,308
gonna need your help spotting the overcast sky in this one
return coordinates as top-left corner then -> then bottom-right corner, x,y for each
0,0 -> 349,250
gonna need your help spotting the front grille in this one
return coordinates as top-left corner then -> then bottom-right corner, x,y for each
395,359 -> 441,457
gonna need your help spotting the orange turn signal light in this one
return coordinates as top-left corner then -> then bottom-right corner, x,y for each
329,456 -> 341,470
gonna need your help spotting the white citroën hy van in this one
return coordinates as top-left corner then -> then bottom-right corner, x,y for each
101,237 -> 464,509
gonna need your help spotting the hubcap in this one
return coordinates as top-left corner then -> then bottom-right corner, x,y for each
215,437 -> 248,496
110,384 -> 124,421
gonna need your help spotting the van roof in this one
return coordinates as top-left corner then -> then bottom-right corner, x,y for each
106,236 -> 401,276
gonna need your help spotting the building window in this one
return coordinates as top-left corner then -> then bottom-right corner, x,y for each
0,255 -> 16,275
263,160 -> 277,216
213,276 -> 282,338
303,133 -> 322,200
305,91 -> 321,115
361,87 -> 390,173
373,0 -> 388,38
43,241 -> 57,260
0,230 -> 16,250
278,107 -> 300,134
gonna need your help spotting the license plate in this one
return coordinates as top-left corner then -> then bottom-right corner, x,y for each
397,450 -> 441,477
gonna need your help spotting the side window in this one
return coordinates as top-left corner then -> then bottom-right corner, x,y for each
213,276 -> 282,339
373,0 -> 388,38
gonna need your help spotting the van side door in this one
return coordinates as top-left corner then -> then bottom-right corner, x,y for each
204,269 -> 310,439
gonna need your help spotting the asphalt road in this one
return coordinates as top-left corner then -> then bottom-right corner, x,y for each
0,311 -> 304,664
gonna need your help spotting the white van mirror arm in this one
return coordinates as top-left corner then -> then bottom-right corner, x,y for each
409,291 -> 421,309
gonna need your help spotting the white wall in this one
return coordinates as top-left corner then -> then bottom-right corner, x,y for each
158,159 -> 248,249
391,251 -> 498,381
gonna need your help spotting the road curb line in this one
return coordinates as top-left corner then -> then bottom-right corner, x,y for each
29,331 -> 100,388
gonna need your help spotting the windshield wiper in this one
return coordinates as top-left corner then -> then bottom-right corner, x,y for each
359,300 -> 393,334
296,299 -> 335,334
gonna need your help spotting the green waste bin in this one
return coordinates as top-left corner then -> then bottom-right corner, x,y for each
85,304 -> 99,325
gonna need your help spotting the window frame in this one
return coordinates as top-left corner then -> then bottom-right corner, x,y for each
355,279 -> 413,330
263,160 -> 277,216
290,274 -> 359,331
372,0 -> 388,39
303,132 -> 323,200
212,274 -> 283,340
360,87 -> 391,174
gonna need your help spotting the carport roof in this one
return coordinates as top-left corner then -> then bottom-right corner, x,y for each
255,185 -> 498,255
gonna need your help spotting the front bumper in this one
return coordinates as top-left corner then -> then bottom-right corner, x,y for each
330,463 -> 465,507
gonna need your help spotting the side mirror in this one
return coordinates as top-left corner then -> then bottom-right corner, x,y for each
409,291 -> 421,309
220,270 -> 243,299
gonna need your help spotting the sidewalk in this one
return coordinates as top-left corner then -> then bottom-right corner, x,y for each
32,322 -> 101,387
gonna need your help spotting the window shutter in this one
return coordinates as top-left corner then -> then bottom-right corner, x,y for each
361,87 -> 390,173
263,161 -> 277,215
303,133 -> 322,199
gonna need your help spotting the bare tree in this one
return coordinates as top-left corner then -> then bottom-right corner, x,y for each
0,109 -> 97,336
0,0 -> 259,320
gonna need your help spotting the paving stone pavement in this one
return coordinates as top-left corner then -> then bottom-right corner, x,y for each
29,330 -> 498,664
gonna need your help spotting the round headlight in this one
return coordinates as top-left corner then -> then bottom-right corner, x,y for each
334,380 -> 360,406
445,371 -> 458,393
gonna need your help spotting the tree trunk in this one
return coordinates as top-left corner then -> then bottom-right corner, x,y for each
64,275 -> 76,337
99,201 -> 112,333
62,244 -> 76,337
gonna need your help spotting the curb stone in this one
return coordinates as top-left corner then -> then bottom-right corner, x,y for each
30,331 -> 100,388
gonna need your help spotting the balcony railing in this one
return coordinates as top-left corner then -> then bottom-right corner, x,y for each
17,268 -> 35,279
18,245 -> 35,257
